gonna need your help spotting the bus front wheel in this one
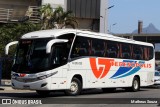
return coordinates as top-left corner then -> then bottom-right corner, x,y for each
65,77 -> 82,96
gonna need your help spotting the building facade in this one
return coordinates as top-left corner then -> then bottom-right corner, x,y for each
0,0 -> 41,23
0,0 -> 108,32
67,0 -> 108,32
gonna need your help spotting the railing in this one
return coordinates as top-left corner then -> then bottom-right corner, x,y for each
28,6 -> 40,23
0,8 -> 13,23
0,6 -> 40,23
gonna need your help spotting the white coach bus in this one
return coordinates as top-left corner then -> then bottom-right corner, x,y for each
5,29 -> 154,96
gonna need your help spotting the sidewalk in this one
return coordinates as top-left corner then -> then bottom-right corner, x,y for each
0,79 -> 14,90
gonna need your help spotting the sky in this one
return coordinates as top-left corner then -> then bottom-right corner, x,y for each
108,0 -> 160,34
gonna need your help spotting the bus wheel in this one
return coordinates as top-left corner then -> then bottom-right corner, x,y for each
126,77 -> 140,92
65,78 -> 82,96
36,90 -> 51,96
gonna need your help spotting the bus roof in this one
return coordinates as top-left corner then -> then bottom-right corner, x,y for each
21,29 -> 153,47
21,29 -> 76,39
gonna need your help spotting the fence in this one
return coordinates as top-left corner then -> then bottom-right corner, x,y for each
0,6 -> 40,23
0,8 -> 14,23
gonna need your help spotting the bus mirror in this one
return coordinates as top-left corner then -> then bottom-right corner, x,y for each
5,41 -> 18,55
46,39 -> 68,54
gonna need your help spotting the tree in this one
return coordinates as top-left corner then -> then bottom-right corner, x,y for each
39,4 -> 53,29
52,6 -> 78,29
39,4 -> 78,29
0,22 -> 40,57
0,22 -> 40,79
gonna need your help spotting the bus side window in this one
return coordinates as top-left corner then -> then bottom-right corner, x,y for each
103,42 -> 108,57
133,45 -> 143,60
144,47 -> 149,60
71,36 -> 89,58
148,47 -> 153,60
121,43 -> 131,59
107,42 -> 118,58
92,39 -> 105,57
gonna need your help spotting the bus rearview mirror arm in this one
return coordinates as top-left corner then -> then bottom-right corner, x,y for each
46,39 -> 68,54
5,41 -> 18,55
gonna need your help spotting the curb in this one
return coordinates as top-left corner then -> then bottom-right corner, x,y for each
1,79 -> 11,86
0,85 -> 14,91
0,79 -> 13,90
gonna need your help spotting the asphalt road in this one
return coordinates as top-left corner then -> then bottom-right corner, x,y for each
0,87 -> 160,107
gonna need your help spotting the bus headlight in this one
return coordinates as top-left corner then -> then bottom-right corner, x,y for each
37,71 -> 58,80
37,75 -> 47,80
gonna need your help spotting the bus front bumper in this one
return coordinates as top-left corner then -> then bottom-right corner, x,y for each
11,78 -> 51,90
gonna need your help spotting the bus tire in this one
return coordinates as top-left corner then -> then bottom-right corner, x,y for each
126,77 -> 140,92
36,90 -> 51,96
65,77 -> 82,96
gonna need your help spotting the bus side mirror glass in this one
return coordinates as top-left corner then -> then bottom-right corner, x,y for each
46,39 -> 68,54
5,41 -> 18,55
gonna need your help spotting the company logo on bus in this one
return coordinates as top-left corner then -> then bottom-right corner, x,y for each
89,58 -> 152,79
89,58 -> 113,79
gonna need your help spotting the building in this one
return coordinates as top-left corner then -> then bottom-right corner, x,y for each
41,0 -> 108,32
0,0 -> 41,23
67,0 -> 108,32
0,0 -> 108,33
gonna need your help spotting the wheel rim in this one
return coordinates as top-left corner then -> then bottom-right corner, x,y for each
133,80 -> 139,90
70,81 -> 78,93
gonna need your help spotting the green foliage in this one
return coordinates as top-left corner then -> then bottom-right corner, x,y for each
39,4 -> 54,29
52,6 -> 78,29
0,4 -> 78,79
0,22 -> 40,79
0,22 -> 40,57
39,4 -> 78,29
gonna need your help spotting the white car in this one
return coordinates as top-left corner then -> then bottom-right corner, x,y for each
154,70 -> 160,85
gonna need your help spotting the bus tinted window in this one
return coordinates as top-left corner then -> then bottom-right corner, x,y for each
144,46 -> 153,60
92,39 -> 105,57
133,45 -> 143,60
70,36 -> 154,61
71,36 -> 89,58
121,43 -> 131,59
57,33 -> 75,50
107,42 -> 119,58
57,33 -> 75,60
148,47 -> 154,60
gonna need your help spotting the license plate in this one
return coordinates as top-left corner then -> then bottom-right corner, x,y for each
23,85 -> 30,89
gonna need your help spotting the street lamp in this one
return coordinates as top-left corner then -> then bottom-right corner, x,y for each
110,23 -> 117,33
100,0 -> 115,34
108,5 -> 114,9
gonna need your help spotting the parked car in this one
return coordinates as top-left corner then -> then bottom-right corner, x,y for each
154,69 -> 160,85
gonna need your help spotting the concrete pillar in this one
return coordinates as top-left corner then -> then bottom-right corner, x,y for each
100,0 -> 108,34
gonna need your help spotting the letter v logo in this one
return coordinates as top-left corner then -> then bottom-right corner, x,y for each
90,58 -> 113,79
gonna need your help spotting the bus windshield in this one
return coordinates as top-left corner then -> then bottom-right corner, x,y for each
12,38 -> 52,73
12,38 -> 72,74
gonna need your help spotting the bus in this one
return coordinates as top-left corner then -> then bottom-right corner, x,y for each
5,29 -> 155,96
